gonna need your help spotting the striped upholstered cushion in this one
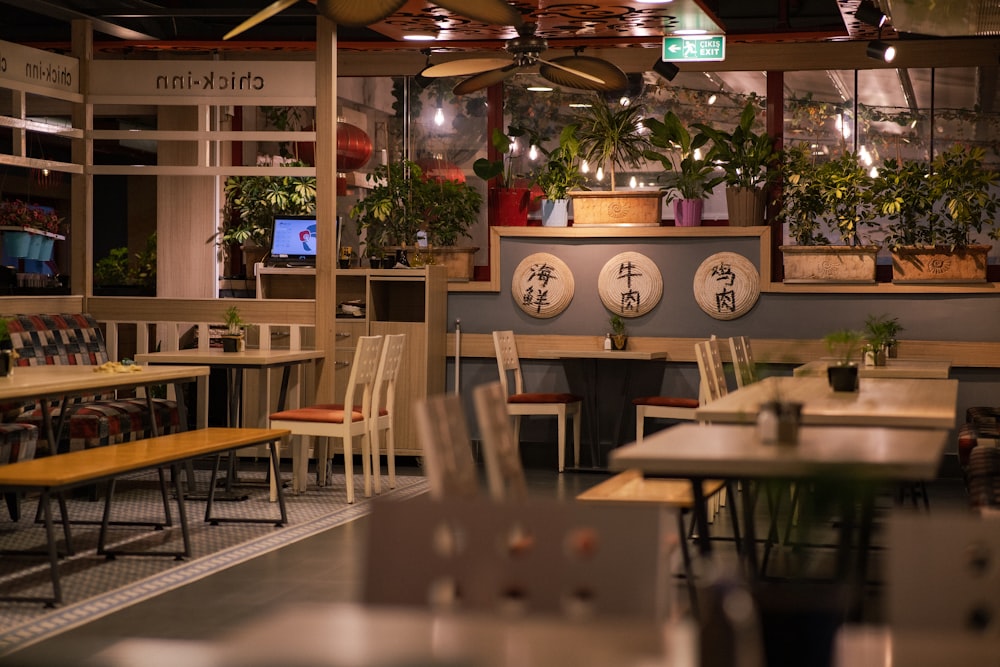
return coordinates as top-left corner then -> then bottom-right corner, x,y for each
16,398 -> 179,454
0,423 -> 37,464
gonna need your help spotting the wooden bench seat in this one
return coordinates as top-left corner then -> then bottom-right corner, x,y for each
0,427 -> 289,606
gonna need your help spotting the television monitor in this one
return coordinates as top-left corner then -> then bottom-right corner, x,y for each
267,214 -> 318,267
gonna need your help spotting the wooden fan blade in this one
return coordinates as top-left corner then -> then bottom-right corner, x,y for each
422,58 -> 514,78
224,0 -> 300,39
433,0 -> 524,27
315,0 -> 408,27
539,56 -> 629,92
453,66 -> 517,95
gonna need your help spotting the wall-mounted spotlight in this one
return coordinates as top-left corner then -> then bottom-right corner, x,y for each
866,39 -> 896,62
856,0 -> 887,28
652,59 -> 679,82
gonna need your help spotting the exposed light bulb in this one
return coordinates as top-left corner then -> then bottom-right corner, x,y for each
694,148 -> 702,160
41,168 -> 50,176
619,96 -> 630,107
434,107 -> 444,126
528,144 -> 538,160
869,166 -> 879,178
509,138 -> 519,155
596,166 -> 604,181
629,176 -> 638,189
708,93 -> 717,105
581,160 -> 590,174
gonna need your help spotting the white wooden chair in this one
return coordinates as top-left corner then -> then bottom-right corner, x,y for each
369,333 -> 406,494
695,337 -> 729,405
413,392 -> 480,500
473,380 -> 528,502
492,330 -> 582,473
729,335 -> 758,388
269,335 -> 383,504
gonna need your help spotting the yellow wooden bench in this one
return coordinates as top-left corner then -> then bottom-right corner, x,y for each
0,427 -> 289,606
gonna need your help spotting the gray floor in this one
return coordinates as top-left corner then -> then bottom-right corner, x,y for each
3,449 -> 973,667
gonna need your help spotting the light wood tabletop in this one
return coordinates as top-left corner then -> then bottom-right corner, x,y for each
609,422 -> 950,481
695,375 -> 958,429
538,348 -> 670,361
134,348 -> 324,366
794,359 -> 951,380
0,363 -> 209,402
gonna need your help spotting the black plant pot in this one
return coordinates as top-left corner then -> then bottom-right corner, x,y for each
221,335 -> 244,353
827,364 -> 859,392
368,257 -> 384,269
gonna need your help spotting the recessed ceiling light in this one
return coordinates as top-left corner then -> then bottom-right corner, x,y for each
526,86 -> 553,92
568,102 -> 592,108
673,29 -> 708,35
636,0 -> 674,3
403,34 -> 436,41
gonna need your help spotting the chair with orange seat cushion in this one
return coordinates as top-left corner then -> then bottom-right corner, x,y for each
269,335 -> 383,504
492,330 -> 582,473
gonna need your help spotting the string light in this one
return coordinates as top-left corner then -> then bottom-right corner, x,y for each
595,166 -> 604,181
581,160 -> 590,174
629,176 -> 638,189
433,107 -> 444,126
708,93 -> 717,105
528,144 -> 538,160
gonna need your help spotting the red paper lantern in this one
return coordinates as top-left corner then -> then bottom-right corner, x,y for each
337,121 -> 373,170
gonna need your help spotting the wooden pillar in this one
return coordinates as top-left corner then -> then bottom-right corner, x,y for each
314,16 -> 338,402
71,20 -> 93,297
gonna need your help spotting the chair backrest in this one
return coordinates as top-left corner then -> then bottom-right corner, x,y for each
474,381 -> 528,502
729,336 -> 758,389
343,335 -> 383,424
413,392 -> 479,500
887,511 -> 1000,637
363,495 -> 672,620
492,330 -> 525,397
696,338 -> 728,404
372,333 -> 406,418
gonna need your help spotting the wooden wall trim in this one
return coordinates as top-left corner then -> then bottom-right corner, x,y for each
448,333 -> 1000,369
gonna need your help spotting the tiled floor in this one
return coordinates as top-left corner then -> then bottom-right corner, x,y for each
4,452 -> 972,667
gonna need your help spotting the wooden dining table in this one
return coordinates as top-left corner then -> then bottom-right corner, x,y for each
695,375 -> 959,429
0,364 -> 210,452
794,358 -> 952,380
609,422 -> 951,615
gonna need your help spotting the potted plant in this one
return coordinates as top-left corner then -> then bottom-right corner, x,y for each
217,161 -> 317,277
644,110 -> 725,227
862,314 -> 899,367
694,99 -> 777,227
474,126 -> 533,226
221,305 -> 246,352
535,124 -> 584,227
888,144 -> 1000,283
353,159 -> 482,278
571,99 -> 661,226
777,147 -> 880,283
609,313 -> 628,351
93,233 -> 157,296
0,199 -> 66,261
822,328 -> 864,391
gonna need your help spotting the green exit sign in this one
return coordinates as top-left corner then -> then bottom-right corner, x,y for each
661,36 -> 726,62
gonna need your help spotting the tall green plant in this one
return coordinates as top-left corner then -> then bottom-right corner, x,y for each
695,99 -> 776,189
535,124 -> 584,201
931,144 -> 1000,248
644,110 -> 724,202
219,160 -> 316,247
575,99 -> 651,191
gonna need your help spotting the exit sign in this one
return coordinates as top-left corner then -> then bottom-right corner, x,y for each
661,36 -> 726,62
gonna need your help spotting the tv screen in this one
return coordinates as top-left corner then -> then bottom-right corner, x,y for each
268,214 -> 317,266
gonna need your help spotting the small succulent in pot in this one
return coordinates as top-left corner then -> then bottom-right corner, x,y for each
609,314 -> 628,351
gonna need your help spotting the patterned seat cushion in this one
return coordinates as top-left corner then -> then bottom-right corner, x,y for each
967,445 -> 1000,510
16,398 -> 179,454
2,313 -> 180,454
0,423 -> 38,464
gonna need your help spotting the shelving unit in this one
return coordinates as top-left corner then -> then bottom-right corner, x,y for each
257,265 -> 447,456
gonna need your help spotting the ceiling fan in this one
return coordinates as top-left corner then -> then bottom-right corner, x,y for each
419,23 -> 629,95
223,0 -> 524,39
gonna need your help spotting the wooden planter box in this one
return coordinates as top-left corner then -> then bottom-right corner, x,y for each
569,190 -> 663,227
780,245 -> 879,284
412,246 -> 478,282
891,244 -> 990,283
